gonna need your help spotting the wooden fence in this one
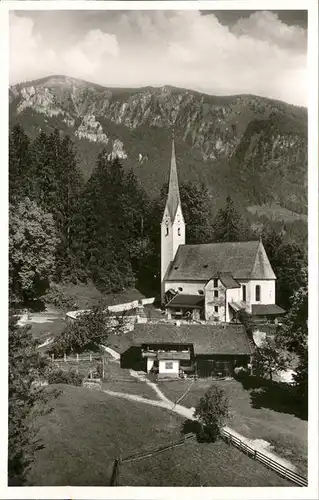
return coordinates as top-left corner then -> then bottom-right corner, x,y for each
110,433 -> 195,485
51,353 -> 105,379
221,428 -> 308,487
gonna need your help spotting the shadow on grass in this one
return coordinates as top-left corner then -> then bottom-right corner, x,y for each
237,375 -> 307,421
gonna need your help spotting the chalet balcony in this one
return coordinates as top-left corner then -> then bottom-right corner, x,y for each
141,349 -> 191,361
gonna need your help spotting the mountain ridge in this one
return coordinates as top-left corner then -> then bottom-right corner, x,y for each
9,75 -> 307,216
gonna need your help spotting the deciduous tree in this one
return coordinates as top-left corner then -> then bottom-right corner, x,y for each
8,310 -> 56,485
9,198 -> 60,304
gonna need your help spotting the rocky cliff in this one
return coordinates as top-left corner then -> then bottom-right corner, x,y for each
9,75 -> 307,215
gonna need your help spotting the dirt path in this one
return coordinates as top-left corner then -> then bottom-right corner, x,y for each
102,347 -> 298,472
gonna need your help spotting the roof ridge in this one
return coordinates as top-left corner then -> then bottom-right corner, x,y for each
182,240 -> 260,247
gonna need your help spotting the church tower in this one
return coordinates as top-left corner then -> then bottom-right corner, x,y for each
161,138 -> 185,301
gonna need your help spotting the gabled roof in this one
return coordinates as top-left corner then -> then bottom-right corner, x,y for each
131,323 -> 252,356
166,294 -> 204,309
166,240 -> 276,281
163,139 -> 182,221
219,274 -> 241,289
251,304 -> 286,316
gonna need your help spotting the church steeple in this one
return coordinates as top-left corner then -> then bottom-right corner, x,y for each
161,135 -> 186,302
165,137 -> 181,221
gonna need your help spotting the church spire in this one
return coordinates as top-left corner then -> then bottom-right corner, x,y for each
165,134 -> 181,221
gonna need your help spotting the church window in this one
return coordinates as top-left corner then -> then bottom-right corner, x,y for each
214,290 -> 218,298
198,290 -> 204,295
242,285 -> 246,302
213,279 -> 218,288
178,228 -> 181,236
165,227 -> 169,236
214,306 -> 219,313
256,285 -> 261,302
178,287 -> 183,292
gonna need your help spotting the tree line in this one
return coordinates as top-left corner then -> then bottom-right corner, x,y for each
9,124 -> 306,311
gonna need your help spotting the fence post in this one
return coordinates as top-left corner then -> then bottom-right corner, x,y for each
90,354 -> 92,362
64,353 -> 67,362
51,354 -> 54,362
110,458 -> 120,486
76,353 -> 79,363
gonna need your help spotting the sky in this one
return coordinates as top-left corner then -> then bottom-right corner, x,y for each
9,9 -> 308,106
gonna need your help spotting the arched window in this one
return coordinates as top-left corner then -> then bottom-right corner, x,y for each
165,227 -> 169,236
255,285 -> 261,302
178,227 -> 181,236
242,285 -> 246,302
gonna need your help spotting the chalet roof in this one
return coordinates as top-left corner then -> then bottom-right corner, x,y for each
166,294 -> 204,309
251,304 -> 286,316
131,323 -> 252,356
166,240 -> 276,281
164,139 -> 181,221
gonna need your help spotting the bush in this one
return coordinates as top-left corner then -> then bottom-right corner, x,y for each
43,284 -> 78,311
48,369 -> 84,386
194,385 -> 230,442
49,305 -> 110,357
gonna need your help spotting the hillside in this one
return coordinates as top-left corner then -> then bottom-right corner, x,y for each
9,75 -> 308,215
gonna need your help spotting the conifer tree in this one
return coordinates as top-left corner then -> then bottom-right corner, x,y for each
9,124 -> 32,202
179,181 -> 214,244
212,196 -> 250,242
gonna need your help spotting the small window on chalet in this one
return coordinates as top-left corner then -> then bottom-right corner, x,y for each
214,290 -> 218,298
178,228 -> 181,236
203,264 -> 208,268
213,278 -> 218,288
165,227 -> 169,236
198,290 -> 204,295
214,306 -> 219,313
178,287 -> 183,292
174,266 -> 179,270
255,285 -> 261,302
165,362 -> 173,370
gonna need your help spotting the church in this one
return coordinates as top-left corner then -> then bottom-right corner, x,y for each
120,139 -> 285,379
161,139 -> 285,324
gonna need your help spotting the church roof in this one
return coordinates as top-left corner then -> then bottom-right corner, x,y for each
130,323 -> 252,356
166,240 -> 276,281
164,139 -> 181,221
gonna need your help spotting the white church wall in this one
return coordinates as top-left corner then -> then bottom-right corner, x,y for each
164,281 -> 207,295
248,280 -> 276,305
